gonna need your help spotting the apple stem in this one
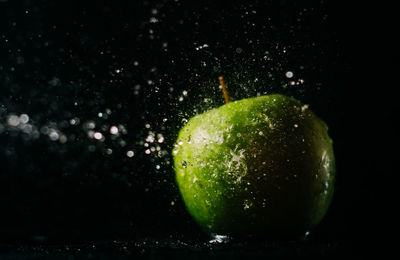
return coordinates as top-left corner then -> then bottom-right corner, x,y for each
219,76 -> 230,104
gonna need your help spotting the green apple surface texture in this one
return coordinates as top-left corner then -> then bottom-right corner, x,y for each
173,94 -> 335,238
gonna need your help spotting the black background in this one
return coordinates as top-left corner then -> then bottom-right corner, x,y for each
0,0 -> 397,257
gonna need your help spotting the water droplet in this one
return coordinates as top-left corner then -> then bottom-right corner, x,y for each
40,126 -> 49,135
20,124 -> 32,134
19,114 -> 29,124
49,130 -> 59,141
146,134 -> 155,143
209,234 -> 230,244
157,134 -> 164,143
85,121 -> 96,129
182,161 -> 187,168
301,104 -> 309,112
59,135 -> 68,143
110,126 -> 118,135
70,118 -> 79,125
243,199 -> 252,210
93,132 -> 103,140
285,71 -> 294,78
7,114 -> 20,126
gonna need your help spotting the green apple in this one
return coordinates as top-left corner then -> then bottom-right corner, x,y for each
173,94 -> 335,238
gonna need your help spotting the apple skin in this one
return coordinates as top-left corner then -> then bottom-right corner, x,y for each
173,94 -> 335,238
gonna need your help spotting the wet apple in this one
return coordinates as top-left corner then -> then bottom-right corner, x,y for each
173,93 -> 335,238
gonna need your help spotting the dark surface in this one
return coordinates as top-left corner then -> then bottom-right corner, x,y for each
0,0 -> 396,258
0,237 -> 357,258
